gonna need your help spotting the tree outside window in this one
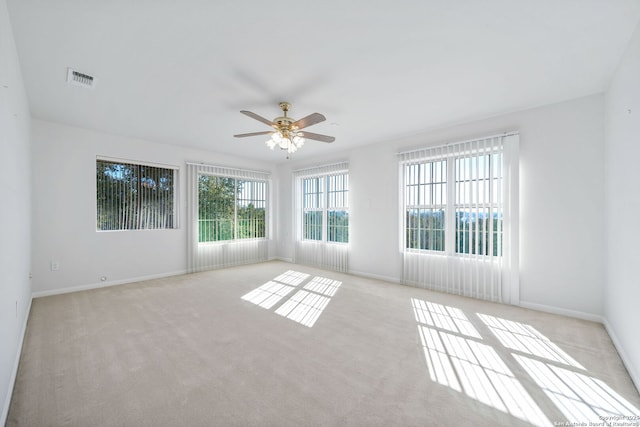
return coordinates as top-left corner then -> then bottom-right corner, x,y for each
198,175 -> 266,242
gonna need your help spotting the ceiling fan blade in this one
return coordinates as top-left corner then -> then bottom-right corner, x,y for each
240,110 -> 274,127
293,113 -> 326,130
234,131 -> 273,138
300,131 -> 335,143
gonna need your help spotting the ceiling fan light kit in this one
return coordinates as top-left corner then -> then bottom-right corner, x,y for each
266,130 -> 304,154
234,101 -> 335,158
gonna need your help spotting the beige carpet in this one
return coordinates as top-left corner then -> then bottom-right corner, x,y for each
7,261 -> 640,426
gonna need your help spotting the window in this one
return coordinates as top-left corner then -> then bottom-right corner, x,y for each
405,160 -> 447,251
186,163 -> 271,272
302,177 -> 323,240
455,153 -> 503,256
302,172 -> 349,243
198,174 -> 267,242
403,149 -> 503,256
96,159 -> 176,231
326,174 -> 349,243
399,134 -> 517,302
293,162 -> 349,272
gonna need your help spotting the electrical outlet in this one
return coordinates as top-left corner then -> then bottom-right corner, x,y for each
51,261 -> 60,271
100,276 -> 107,282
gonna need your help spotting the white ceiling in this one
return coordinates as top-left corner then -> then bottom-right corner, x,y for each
7,0 -> 640,163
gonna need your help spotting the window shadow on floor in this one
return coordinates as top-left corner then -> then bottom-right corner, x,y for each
411,298 -> 640,426
242,270 -> 342,328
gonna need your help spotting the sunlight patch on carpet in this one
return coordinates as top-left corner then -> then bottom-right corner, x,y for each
242,271 -> 342,328
412,298 -> 551,426
412,298 -> 480,339
273,270 -> 310,287
515,355 -> 640,424
303,276 -> 342,297
241,281 -> 295,309
478,313 -> 584,369
275,290 -> 331,328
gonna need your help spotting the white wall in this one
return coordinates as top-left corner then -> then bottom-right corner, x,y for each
277,94 -> 605,318
604,22 -> 640,389
0,0 -> 32,423
31,119 -> 276,295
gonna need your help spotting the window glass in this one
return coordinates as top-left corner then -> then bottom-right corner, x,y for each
301,173 -> 349,243
455,154 -> 502,256
198,175 -> 267,242
403,151 -> 503,256
405,161 -> 446,251
97,160 -> 175,231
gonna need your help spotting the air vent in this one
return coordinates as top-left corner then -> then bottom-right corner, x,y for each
66,68 -> 96,89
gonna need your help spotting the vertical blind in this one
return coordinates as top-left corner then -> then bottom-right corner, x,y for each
187,163 -> 271,273
197,175 -> 267,242
96,159 -> 177,231
293,162 -> 349,272
398,133 -> 519,303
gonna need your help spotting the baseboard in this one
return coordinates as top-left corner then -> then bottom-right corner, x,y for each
519,300 -> 604,323
268,256 -> 293,263
32,270 -> 188,298
603,318 -> 640,394
347,269 -> 401,284
1,295 -> 32,427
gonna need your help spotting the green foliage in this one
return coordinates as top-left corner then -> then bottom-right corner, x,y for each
198,175 -> 236,241
302,210 -> 349,243
328,210 -> 349,243
406,209 -> 445,251
96,161 -> 174,230
237,203 -> 266,239
301,173 -> 350,243
303,211 -> 323,241
405,209 -> 503,255
198,175 -> 266,242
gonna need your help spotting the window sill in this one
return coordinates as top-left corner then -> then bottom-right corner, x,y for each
198,238 -> 268,246
405,249 -> 502,259
300,239 -> 349,246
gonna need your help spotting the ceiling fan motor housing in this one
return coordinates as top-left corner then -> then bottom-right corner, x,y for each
273,117 -> 296,128
274,102 -> 296,129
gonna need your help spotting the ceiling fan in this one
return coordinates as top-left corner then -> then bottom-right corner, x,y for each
234,102 -> 335,156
